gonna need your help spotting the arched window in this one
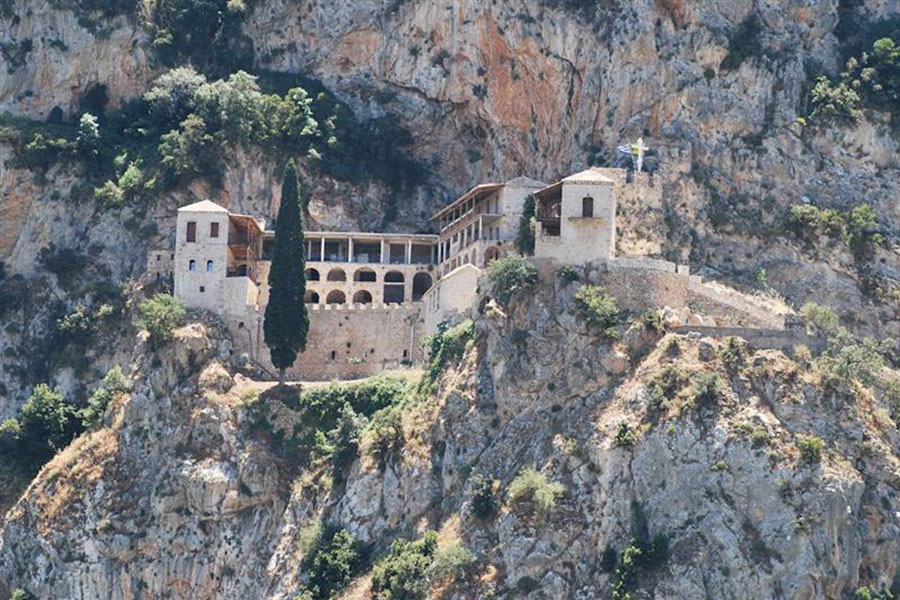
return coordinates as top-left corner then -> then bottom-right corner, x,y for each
304,290 -> 320,304
582,196 -> 594,218
412,272 -> 433,302
188,259 -> 196,271
353,268 -> 377,282
353,290 -> 373,304
206,260 -> 214,272
383,270 -> 405,304
327,268 -> 347,282
306,268 -> 320,281
326,290 -> 346,305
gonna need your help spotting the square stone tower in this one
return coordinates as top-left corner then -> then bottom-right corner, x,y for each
533,168 -> 616,263
173,200 -> 230,313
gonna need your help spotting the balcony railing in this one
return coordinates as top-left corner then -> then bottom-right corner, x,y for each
228,231 -> 252,246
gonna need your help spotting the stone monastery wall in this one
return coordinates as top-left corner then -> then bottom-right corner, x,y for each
228,303 -> 424,381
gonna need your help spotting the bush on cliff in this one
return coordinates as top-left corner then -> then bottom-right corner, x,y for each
81,366 -> 131,430
138,293 -> 186,347
421,319 -> 475,390
0,384 -> 82,475
301,527 -> 367,600
371,531 -> 439,600
507,467 -> 565,516
486,256 -> 537,305
574,284 -> 620,338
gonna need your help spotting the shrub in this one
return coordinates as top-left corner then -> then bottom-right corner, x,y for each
574,284 -> 620,337
301,374 -> 409,431
421,319 -> 474,386
304,528 -> 366,600
93,180 -> 124,208
507,467 -> 565,516
9,590 -> 34,600
844,204 -> 884,258
815,334 -> 888,386
470,473 -> 497,519
800,302 -> 840,335
427,541 -> 476,586
0,384 -> 81,472
486,255 -> 537,305
638,307 -> 665,333
808,35 -> 900,123
556,264 -> 579,285
82,366 -> 131,430
364,404 -> 405,466
796,435 -> 824,463
138,293 -> 186,346
56,304 -> 94,343
371,531 -> 439,600
690,372 -> 724,406
719,337 -> 748,367
612,534 -> 669,600
810,76 -> 863,121
855,586 -> 894,600
20,130 -> 74,168
613,422 -> 636,447
158,113 -> 222,180
75,112 -> 101,159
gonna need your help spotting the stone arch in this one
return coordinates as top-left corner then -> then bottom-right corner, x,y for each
484,246 -> 501,266
188,259 -> 196,271
353,290 -> 373,304
304,290 -> 320,304
306,268 -> 320,281
353,268 -> 377,282
327,268 -> 347,282
326,290 -> 346,305
383,270 -> 405,304
206,260 -> 214,271
412,272 -> 433,301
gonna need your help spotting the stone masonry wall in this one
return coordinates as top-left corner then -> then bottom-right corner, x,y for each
229,304 -> 424,381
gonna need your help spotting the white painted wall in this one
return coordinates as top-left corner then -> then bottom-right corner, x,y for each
535,180 -> 615,263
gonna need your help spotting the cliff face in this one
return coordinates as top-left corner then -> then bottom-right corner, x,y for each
1,0 -> 897,319
1,2 -> 899,596
2,281 -> 898,599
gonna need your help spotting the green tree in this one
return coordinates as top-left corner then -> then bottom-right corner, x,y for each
305,528 -> 365,599
264,159 -> 310,384
158,113 -> 221,179
515,194 -> 536,255
0,384 -> 80,468
82,366 -> 131,430
371,531 -> 439,600
138,293 -> 186,347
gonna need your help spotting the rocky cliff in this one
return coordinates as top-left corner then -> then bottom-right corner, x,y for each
1,1 -> 900,597
2,278 -> 898,599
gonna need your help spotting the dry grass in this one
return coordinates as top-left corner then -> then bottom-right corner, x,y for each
336,573 -> 372,600
25,427 -> 120,534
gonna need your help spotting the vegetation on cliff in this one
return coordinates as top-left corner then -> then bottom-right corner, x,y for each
0,67 -> 424,218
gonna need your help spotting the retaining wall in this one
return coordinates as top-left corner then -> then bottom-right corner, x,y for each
673,325 -> 825,352
228,303 -> 425,381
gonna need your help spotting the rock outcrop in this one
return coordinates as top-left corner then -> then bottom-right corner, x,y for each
2,283 -> 898,599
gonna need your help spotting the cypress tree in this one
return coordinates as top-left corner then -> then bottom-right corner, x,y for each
515,194 -> 536,255
264,159 -> 309,384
